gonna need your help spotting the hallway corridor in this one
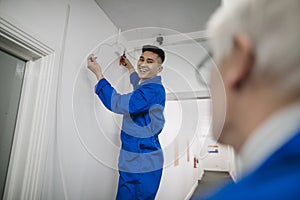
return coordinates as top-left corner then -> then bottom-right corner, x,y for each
190,171 -> 233,200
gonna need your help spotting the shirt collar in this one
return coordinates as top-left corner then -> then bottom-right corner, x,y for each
139,75 -> 162,86
238,101 -> 300,178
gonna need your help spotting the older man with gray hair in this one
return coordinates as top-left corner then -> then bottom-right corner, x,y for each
206,0 -> 300,199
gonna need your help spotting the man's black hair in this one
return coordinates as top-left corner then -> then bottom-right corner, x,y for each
142,45 -> 165,63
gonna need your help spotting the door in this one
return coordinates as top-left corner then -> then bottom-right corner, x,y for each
0,50 -> 26,199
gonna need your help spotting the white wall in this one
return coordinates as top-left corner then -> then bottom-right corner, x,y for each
55,0 -> 124,199
222,0 -> 234,8
0,1 -> 221,199
200,136 -> 238,181
157,99 -> 210,200
201,138 -> 230,171
156,42 -> 212,199
1,0 -> 119,199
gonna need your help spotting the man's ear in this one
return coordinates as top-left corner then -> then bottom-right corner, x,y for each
157,65 -> 163,73
228,34 -> 255,90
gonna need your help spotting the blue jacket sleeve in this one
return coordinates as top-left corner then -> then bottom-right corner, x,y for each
130,72 -> 140,90
95,78 -> 161,115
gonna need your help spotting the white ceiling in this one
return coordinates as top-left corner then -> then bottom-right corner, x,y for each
94,0 -> 222,34
93,0 -> 220,95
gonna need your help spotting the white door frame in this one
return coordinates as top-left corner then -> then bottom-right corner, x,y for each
0,16 -> 56,200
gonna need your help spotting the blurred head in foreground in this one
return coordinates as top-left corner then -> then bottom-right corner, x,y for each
209,0 -> 300,151
206,0 -> 300,199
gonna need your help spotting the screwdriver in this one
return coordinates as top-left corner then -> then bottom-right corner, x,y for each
119,50 -> 127,66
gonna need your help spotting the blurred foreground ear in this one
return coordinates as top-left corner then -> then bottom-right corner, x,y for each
229,34 -> 255,89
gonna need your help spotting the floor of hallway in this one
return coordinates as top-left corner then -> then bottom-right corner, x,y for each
190,171 -> 233,200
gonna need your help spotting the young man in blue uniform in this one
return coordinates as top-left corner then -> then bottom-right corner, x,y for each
206,0 -> 300,199
87,45 -> 166,200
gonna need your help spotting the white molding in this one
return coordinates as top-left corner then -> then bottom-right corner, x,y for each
203,168 -> 229,172
229,171 -> 237,183
22,54 -> 56,199
0,16 -> 54,59
184,181 -> 198,200
198,169 -> 205,180
1,16 -> 56,200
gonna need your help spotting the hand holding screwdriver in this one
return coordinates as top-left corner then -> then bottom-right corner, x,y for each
119,51 -> 135,74
119,51 -> 127,66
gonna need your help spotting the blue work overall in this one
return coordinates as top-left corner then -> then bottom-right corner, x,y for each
95,72 -> 165,200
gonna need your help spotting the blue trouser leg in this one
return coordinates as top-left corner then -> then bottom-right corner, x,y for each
116,169 -> 163,200
139,169 -> 163,200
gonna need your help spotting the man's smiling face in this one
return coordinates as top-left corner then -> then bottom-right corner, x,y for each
137,51 -> 163,82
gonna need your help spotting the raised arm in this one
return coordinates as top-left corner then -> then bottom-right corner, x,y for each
120,55 -> 140,89
95,79 -> 162,115
87,54 -> 104,81
120,55 -> 136,75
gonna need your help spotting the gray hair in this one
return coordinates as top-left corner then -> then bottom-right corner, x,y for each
207,0 -> 300,96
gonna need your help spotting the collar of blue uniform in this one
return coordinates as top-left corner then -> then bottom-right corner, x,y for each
139,75 -> 162,86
